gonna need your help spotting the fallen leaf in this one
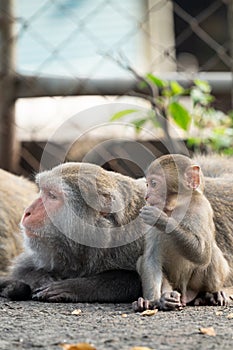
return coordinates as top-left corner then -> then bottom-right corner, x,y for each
199,327 -> 216,336
131,347 -> 152,350
60,343 -> 96,350
71,309 -> 82,316
121,313 -> 128,318
215,311 -> 223,316
141,309 -> 158,317
226,313 -> 233,319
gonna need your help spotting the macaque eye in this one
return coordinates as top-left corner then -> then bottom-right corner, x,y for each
151,180 -> 157,188
47,191 -> 57,200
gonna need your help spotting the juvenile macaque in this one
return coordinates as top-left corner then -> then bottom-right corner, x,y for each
134,154 -> 230,311
0,169 -> 37,273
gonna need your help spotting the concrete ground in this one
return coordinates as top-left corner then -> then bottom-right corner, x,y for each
1,298 -> 233,350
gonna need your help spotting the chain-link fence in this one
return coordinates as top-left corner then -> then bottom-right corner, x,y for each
0,0 -> 232,175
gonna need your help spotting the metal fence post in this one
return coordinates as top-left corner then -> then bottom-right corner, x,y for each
227,0 -> 233,109
0,0 -> 17,171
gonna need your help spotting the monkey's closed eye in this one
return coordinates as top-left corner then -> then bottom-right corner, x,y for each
48,191 -> 57,200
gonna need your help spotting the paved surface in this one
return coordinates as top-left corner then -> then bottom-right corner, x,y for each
0,299 -> 233,350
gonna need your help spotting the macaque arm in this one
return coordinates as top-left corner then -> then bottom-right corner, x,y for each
140,205 -> 211,265
139,235 -> 163,301
0,253 -> 56,300
33,270 -> 142,303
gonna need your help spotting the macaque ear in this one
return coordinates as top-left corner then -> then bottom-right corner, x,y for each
184,165 -> 201,190
98,191 -> 113,215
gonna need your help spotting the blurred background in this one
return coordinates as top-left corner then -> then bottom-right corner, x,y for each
0,0 -> 232,178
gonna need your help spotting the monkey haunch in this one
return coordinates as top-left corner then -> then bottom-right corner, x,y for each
0,163 -> 145,302
0,169 -> 37,273
134,154 -> 230,311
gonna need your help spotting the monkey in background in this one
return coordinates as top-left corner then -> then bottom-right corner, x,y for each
193,154 -> 233,178
0,169 -> 37,274
193,154 -> 233,288
133,154 -> 230,312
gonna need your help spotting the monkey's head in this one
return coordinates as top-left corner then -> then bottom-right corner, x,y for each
145,154 -> 204,207
20,162 -> 145,250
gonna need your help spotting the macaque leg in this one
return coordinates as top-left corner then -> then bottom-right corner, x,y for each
32,270 -> 142,303
0,267 -> 56,301
133,253 -> 162,312
133,253 -> 182,312
132,277 -> 182,312
192,245 -> 230,307
0,255 -> 57,301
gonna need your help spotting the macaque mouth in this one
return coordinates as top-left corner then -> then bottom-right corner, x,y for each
24,229 -> 39,238
20,223 -> 41,239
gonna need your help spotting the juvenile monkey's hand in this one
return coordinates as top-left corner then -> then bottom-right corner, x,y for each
139,206 -> 168,228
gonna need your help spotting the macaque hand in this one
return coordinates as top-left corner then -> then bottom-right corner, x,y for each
32,280 -> 78,302
139,206 -> 168,228
132,297 -> 152,312
132,291 -> 182,312
158,291 -> 183,311
1,280 -> 32,301
194,291 -> 228,307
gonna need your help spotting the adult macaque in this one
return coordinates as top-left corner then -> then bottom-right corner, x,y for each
0,163 -> 145,301
0,169 -> 37,273
0,155 -> 233,304
134,155 -> 230,311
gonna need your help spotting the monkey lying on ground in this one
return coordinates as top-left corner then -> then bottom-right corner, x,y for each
0,169 -> 37,273
133,154 -> 230,312
0,163 -> 145,301
0,156 -> 232,304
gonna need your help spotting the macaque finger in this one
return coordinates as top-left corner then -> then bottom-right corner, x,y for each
193,291 -> 229,306
132,297 -> 152,312
209,291 -> 228,306
159,299 -> 183,311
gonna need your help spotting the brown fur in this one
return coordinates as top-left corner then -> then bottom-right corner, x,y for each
0,169 -> 37,273
135,154 -> 230,311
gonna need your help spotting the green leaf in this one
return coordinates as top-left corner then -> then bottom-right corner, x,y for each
138,81 -> 148,89
148,110 -> 160,128
168,102 -> 191,131
131,118 -> 148,132
170,81 -> 185,95
223,148 -> 233,155
191,88 -> 214,106
110,109 -> 138,121
194,79 -> 211,93
146,73 -> 167,88
187,137 -> 202,147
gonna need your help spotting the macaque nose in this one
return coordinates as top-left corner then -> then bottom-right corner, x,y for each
21,208 -> 31,224
145,194 -> 149,201
24,210 -> 31,218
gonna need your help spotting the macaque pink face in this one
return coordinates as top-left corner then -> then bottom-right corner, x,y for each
21,185 -> 65,237
145,173 -> 167,209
